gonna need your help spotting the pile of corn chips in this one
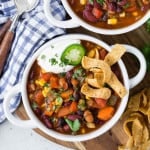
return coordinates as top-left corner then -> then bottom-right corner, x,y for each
118,88 -> 150,150
81,44 -> 127,99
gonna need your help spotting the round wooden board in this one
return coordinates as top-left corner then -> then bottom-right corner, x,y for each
16,25 -> 150,150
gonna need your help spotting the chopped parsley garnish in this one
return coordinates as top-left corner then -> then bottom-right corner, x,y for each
55,53 -> 58,57
49,58 -> 58,65
72,68 -> 85,79
59,61 -> 67,67
96,0 -> 104,5
89,0 -> 104,5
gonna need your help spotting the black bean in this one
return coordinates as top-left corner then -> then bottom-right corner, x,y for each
76,110 -> 84,116
73,89 -> 80,101
94,117 -> 105,125
101,13 -> 108,22
57,118 -> 66,127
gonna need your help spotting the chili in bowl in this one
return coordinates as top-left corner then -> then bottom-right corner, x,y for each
3,34 -> 146,141
43,0 -> 150,35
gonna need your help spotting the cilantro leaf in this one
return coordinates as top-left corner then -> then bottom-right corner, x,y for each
65,119 -> 81,132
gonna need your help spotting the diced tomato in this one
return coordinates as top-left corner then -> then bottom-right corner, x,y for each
41,73 -> 51,82
92,7 -> 103,19
34,90 -> 44,105
125,5 -> 137,12
50,75 -> 60,89
95,98 -> 107,108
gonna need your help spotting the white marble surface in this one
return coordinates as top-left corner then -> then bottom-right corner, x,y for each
0,120 -> 72,150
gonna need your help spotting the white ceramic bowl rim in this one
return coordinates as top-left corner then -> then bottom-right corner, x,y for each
21,34 -> 130,141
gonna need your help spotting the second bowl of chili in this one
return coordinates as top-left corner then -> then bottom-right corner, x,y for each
43,0 -> 150,35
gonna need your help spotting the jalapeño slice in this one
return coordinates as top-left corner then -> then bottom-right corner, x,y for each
61,43 -> 85,66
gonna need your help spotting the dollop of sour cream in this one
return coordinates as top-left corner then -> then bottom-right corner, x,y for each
37,39 -> 81,74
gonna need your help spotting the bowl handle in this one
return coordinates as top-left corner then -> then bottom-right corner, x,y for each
3,84 -> 37,128
43,0 -> 79,28
122,44 -> 146,89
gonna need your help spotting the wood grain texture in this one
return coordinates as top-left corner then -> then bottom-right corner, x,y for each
0,30 -> 14,76
0,19 -> 12,43
16,24 -> 150,150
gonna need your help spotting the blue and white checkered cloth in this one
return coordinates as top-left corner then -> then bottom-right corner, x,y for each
0,0 -> 66,123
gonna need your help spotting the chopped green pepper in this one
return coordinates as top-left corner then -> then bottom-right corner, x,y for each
61,44 -> 85,66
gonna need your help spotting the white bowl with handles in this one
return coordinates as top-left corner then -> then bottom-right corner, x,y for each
43,0 -> 150,35
3,34 -> 146,141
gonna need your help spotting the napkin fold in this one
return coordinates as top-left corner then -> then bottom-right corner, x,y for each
0,0 -> 66,123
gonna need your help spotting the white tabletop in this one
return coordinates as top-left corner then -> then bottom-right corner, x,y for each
0,120 -> 72,150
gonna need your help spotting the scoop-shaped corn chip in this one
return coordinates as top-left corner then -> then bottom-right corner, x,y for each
81,44 -> 127,100
86,70 -> 105,88
118,88 -> 150,150
81,83 -> 111,99
104,44 -> 126,66
86,78 -> 103,88
107,72 -> 127,98
82,56 -> 112,82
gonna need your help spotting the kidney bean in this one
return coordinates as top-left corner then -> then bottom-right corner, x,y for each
141,5 -> 150,12
63,124 -> 70,132
109,0 -> 117,2
65,71 -> 73,88
34,107 -> 42,116
117,0 -> 127,6
85,4 -> 93,11
42,115 -> 53,129
107,2 -> 117,12
67,114 -> 82,121
116,6 -> 123,13
83,9 -> 98,22
65,71 -> 72,80
93,1 -> 102,9
64,101 -> 72,106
